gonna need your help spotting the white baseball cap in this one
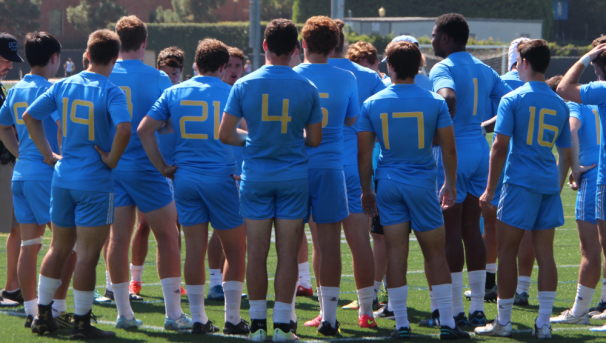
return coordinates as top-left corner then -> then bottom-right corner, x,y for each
508,37 -> 531,72
382,35 -> 419,63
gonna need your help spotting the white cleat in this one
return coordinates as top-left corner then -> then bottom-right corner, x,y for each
532,323 -> 552,339
164,313 -> 194,330
474,320 -> 513,337
550,309 -> 590,325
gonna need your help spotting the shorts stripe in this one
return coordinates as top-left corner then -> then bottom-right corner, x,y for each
578,178 -> 587,220
106,193 -> 114,224
496,183 -> 508,220
598,185 -> 606,220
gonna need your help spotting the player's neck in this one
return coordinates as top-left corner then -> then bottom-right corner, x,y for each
86,64 -> 114,78
119,49 -> 145,61
392,77 -> 415,85
265,51 -> 291,67
328,51 -> 344,59
304,51 -> 329,64
441,45 -> 466,59
29,66 -> 52,80
525,72 -> 546,83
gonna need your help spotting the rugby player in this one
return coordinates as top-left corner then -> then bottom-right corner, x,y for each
381,36 -> 432,91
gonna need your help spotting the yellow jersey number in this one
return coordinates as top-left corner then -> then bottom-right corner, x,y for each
380,112 -> 425,150
179,100 -> 220,139
119,86 -> 133,118
319,93 -> 329,128
261,94 -> 291,133
593,109 -> 601,146
526,107 -> 559,147
62,98 -> 95,140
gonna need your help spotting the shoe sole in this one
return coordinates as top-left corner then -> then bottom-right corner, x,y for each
31,324 -> 57,335
550,319 -> 590,325
475,331 -> 512,337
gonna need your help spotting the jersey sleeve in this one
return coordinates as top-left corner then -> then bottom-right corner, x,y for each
346,81 -> 360,118
224,83 -> 244,118
494,96 -> 515,137
580,82 -> 606,106
307,87 -> 323,125
0,96 -> 13,126
26,85 -> 58,120
157,73 -> 173,95
356,102 -> 374,133
50,111 -> 60,122
429,63 -> 455,92
556,106 -> 573,148
436,99 -> 453,129
567,102 -> 583,122
108,86 -> 131,125
489,69 -> 513,100
148,90 -> 171,122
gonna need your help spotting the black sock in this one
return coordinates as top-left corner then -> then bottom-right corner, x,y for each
485,272 -> 496,290
250,319 -> 267,333
274,322 -> 291,333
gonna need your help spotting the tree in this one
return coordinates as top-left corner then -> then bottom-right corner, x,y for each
66,0 -> 128,35
261,0 -> 295,21
292,0 -> 329,23
154,0 -> 227,23
0,0 -> 41,39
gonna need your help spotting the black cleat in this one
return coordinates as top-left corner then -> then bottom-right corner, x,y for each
317,320 -> 340,336
374,304 -> 395,319
419,309 -> 441,327
2,289 -> 24,304
453,312 -> 468,328
290,320 -> 297,335
24,314 -> 34,328
55,312 -> 75,329
31,302 -> 59,335
103,289 -> 142,302
440,325 -> 471,340
70,310 -> 116,340
468,311 -> 487,327
192,320 -> 219,334
390,326 -> 411,339
223,319 -> 249,335
589,300 -> 606,316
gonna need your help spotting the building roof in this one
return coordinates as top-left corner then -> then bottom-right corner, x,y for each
345,17 -> 543,24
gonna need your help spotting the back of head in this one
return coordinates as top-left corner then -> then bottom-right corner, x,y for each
157,46 -> 184,69
346,41 -> 379,65
518,39 -> 550,74
385,41 -> 424,80
435,13 -> 469,46
302,16 -> 339,56
592,35 -> 606,72
87,29 -> 121,66
115,15 -> 147,53
24,31 -> 61,68
333,19 -> 346,55
546,75 -> 563,92
228,47 -> 246,63
264,19 -> 298,57
195,38 -> 230,74
82,51 -> 89,70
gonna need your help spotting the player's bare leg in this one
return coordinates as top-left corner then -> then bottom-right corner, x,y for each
296,227 -> 313,296
17,223 -> 46,318
305,218 -> 323,327
482,206 -> 498,300
4,224 -> 20,293
216,224 -> 247,329
129,210 -> 150,295
515,231 -> 535,305
315,221 -> 342,328
207,229 -> 226,300
182,222 -> 211,327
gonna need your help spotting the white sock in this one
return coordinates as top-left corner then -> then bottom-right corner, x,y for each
24,299 -> 37,317
383,275 -> 388,290
374,281 -> 382,296
73,290 -> 94,316
209,269 -> 222,289
249,300 -> 267,320
357,286 -> 375,317
430,291 -> 438,312
317,286 -> 323,318
537,291 -> 556,328
601,280 -> 606,302
161,277 -> 182,320
388,285 -> 409,329
130,264 -> 144,283
516,276 -> 531,295
273,301 -> 291,325
468,270 -> 486,313
105,270 -> 112,292
387,298 -> 392,311
298,262 -> 312,289
572,284 -> 595,317
320,286 -> 339,327
486,263 -> 497,274
497,298 -> 514,326
451,272 -> 464,315
113,282 -> 135,320
38,275 -> 61,306
434,284 -> 456,329
52,299 -> 67,317
223,281 -> 244,324
291,282 -> 297,323
186,284 -> 208,324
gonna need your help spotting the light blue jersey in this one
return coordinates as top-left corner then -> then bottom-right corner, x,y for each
430,52 -> 512,141
224,65 -> 323,182
568,102 -> 600,168
580,82 -> 606,185
148,76 -> 236,177
0,75 -> 60,181
158,132 -> 177,165
26,71 -> 131,192
109,59 -> 173,171
486,70 -> 523,121
496,82 -> 572,194
327,58 -> 385,166
357,84 -> 453,190
382,74 -> 433,91
294,63 -> 359,169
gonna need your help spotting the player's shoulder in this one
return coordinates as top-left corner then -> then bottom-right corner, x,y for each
113,60 -> 166,78
328,64 -> 358,82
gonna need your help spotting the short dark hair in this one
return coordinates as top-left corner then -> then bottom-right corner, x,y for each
435,13 -> 469,46
546,75 -> 563,92
157,46 -> 184,69
302,16 -> 339,56
264,19 -> 298,57
115,15 -> 147,52
195,38 -> 230,74
518,39 -> 550,74
333,19 -> 347,54
87,29 -> 121,66
82,51 -> 89,69
592,35 -> 606,72
227,47 -> 246,63
24,31 -> 61,68
385,41 -> 424,80
346,41 -> 379,65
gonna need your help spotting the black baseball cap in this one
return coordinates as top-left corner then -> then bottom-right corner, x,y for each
0,33 -> 24,62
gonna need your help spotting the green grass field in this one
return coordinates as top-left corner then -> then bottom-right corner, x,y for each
0,186 -> 605,342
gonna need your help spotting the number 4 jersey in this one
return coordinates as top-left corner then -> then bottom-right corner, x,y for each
496,81 -> 571,194
26,71 -> 131,192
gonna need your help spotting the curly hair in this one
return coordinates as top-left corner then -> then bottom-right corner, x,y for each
228,47 -> 246,63
195,39 -> 230,74
592,35 -> 606,72
346,41 -> 379,65
115,15 -> 147,52
157,46 -> 184,69
301,16 -> 339,56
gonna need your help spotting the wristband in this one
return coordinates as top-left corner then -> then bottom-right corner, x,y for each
580,54 -> 591,67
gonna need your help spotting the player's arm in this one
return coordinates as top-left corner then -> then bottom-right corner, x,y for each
304,122 -> 322,147
219,112 -> 247,147
56,120 -> 62,154
567,117 -> 581,190
557,146 -> 572,192
97,121 -> 131,169
436,125 -> 457,209
0,124 -> 19,157
479,133 -> 510,210
137,115 -> 176,178
481,116 -> 497,134
344,116 -> 357,127
23,111 -> 59,166
437,88 -> 456,118
357,130 -> 377,217
558,43 -> 606,103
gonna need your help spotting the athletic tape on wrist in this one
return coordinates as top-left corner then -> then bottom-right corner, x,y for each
21,236 -> 43,246
580,54 -> 592,67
